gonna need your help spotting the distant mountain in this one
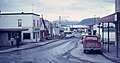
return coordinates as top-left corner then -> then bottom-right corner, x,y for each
79,18 -> 100,26
52,20 -> 79,25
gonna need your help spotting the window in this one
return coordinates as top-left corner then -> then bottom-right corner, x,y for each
18,19 -> 22,27
37,20 -> 39,26
85,37 -> 97,40
33,32 -> 35,39
23,33 -> 30,39
38,32 -> 39,38
33,20 -> 35,27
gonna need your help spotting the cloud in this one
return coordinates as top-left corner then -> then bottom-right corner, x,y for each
103,0 -> 115,3
0,0 -> 115,21
40,0 -> 76,7
67,0 -> 114,10
0,0 -> 44,12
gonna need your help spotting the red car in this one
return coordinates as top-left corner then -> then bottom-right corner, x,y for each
82,35 -> 102,53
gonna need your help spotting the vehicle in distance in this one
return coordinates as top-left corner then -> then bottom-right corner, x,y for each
64,32 -> 74,38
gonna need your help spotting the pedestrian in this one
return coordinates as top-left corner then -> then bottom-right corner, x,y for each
16,35 -> 20,47
10,37 -> 14,47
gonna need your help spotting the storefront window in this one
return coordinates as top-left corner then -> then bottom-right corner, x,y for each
23,33 -> 30,39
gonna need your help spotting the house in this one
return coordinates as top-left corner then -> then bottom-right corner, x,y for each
52,22 -> 60,38
44,20 -> 53,39
0,12 -> 40,46
40,17 -> 45,41
39,16 -> 53,40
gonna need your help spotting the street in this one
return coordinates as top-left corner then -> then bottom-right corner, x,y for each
0,38 -> 114,63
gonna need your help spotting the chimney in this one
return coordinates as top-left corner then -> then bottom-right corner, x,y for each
22,12 -> 24,14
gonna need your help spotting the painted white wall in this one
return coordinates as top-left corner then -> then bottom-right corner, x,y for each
68,25 -> 87,28
53,28 -> 60,35
0,13 -> 40,42
63,26 -> 70,32
0,15 -> 33,28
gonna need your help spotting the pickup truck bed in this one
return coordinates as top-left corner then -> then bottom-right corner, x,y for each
82,35 -> 102,53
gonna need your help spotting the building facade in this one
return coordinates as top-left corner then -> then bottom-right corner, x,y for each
44,20 -> 53,39
0,12 -> 40,46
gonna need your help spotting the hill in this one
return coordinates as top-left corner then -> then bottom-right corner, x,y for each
79,18 -> 100,25
52,20 -> 79,25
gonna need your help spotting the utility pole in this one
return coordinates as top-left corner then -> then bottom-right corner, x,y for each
32,4 -> 34,13
59,16 -> 61,38
59,16 -> 61,27
108,22 -> 110,53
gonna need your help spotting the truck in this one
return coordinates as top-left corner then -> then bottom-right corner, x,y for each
82,35 -> 102,53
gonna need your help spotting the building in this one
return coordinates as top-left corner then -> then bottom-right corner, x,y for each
39,17 -> 45,41
0,12 -> 40,46
67,25 -> 88,33
97,0 -> 120,57
52,22 -> 60,38
62,25 -> 71,32
39,16 -> 53,40
44,20 -> 53,39
115,0 -> 120,12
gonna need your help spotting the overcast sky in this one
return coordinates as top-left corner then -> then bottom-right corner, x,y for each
0,0 -> 115,21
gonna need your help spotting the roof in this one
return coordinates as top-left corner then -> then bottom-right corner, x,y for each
79,18 -> 100,25
0,28 -> 28,32
0,12 -> 40,16
99,13 -> 116,23
98,12 -> 120,23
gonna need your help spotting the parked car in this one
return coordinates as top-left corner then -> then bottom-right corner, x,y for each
64,32 -> 74,38
72,32 -> 82,38
82,35 -> 102,53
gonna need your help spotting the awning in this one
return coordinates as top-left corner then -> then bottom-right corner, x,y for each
0,28 -> 28,32
99,13 -> 116,23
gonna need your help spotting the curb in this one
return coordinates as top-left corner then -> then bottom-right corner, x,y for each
0,39 -> 59,54
101,52 -> 120,63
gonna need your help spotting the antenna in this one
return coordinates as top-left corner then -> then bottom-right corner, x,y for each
32,4 -> 33,13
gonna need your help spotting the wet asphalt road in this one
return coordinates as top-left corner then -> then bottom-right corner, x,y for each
0,38 -> 114,63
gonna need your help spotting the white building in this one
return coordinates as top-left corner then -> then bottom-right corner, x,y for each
62,26 -> 71,32
0,12 -> 40,46
67,25 -> 88,32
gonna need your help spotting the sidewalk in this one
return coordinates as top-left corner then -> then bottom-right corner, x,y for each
102,43 -> 120,63
0,39 -> 59,54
